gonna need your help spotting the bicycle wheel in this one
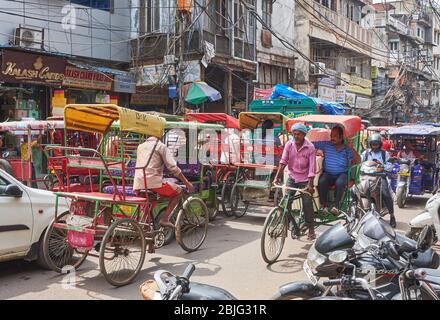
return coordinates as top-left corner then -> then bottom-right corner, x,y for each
220,178 -> 234,217
42,212 -> 89,273
99,218 -> 146,287
175,197 -> 209,253
261,207 -> 288,264
230,183 -> 249,218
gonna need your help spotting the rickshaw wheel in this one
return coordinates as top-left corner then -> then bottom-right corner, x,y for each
261,207 -> 287,264
230,183 -> 249,218
220,179 -> 234,217
42,212 -> 89,273
99,218 -> 146,287
154,209 -> 176,245
175,197 -> 209,253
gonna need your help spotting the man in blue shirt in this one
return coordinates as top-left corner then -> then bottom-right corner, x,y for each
361,133 -> 396,228
315,126 -> 360,215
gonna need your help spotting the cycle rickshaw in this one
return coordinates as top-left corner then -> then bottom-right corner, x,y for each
42,104 -> 209,286
229,112 -> 288,218
185,113 -> 240,216
0,120 -> 64,188
260,115 -> 362,264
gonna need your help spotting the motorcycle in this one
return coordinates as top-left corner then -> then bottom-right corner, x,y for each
352,160 -> 389,217
387,157 -> 412,208
140,264 -> 237,300
272,204 -> 440,300
309,226 -> 440,300
407,191 -> 440,243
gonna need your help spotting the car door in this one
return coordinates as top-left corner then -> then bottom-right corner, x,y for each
0,174 -> 33,256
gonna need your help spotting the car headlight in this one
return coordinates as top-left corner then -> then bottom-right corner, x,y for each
307,244 -> 327,270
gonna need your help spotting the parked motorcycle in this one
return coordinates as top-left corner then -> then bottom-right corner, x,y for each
140,264 -> 237,300
272,204 -> 439,300
407,191 -> 440,243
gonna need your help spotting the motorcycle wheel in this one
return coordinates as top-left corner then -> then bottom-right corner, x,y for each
396,186 -> 407,209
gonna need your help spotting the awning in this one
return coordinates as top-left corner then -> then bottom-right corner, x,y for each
67,62 -> 128,76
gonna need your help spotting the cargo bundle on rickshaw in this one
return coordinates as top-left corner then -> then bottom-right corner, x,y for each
0,120 -> 64,188
229,112 -> 288,217
42,104 -> 209,287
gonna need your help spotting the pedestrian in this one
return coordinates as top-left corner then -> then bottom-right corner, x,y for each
315,126 -> 360,215
274,123 -> 317,240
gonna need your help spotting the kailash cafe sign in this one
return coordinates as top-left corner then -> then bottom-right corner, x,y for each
0,50 -> 66,85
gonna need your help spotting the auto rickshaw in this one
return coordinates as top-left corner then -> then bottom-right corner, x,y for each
387,125 -> 440,208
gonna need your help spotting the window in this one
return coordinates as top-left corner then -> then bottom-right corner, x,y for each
262,0 -> 272,29
389,41 -> 399,52
234,0 -> 245,39
71,0 -> 113,12
215,0 -> 228,35
146,0 -> 161,33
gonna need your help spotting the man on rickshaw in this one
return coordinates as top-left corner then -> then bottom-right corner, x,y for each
315,126 -> 361,215
361,133 -> 396,228
274,123 -> 317,240
133,135 -> 194,229
398,139 -> 422,162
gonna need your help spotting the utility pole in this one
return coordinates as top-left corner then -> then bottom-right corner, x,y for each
177,12 -> 186,115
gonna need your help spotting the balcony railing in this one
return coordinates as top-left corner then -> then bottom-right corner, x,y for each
311,1 -> 372,47
374,13 -> 408,35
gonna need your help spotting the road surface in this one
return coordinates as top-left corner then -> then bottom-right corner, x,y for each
0,196 -> 430,300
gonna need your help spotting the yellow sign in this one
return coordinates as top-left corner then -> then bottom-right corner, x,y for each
119,108 -> 166,137
371,66 -> 378,79
341,73 -> 372,96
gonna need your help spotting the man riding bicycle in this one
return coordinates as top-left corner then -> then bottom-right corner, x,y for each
133,136 -> 194,229
274,123 -> 317,240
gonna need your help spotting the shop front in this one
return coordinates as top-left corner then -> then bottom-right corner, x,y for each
52,65 -> 136,117
0,48 -> 66,122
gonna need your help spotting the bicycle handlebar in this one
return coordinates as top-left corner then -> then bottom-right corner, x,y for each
272,183 -> 312,197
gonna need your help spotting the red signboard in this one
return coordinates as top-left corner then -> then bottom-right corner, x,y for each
253,88 -> 273,100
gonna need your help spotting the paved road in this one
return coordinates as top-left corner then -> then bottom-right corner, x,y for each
0,196 -> 430,300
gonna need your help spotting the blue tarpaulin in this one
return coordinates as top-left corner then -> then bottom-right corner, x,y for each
269,84 -> 345,115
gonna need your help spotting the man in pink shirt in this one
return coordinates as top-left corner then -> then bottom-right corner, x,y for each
274,123 -> 317,240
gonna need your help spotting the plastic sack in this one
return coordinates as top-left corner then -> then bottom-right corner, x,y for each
313,98 -> 345,115
270,84 -> 309,100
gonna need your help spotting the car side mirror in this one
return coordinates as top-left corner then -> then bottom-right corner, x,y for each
5,184 -> 23,198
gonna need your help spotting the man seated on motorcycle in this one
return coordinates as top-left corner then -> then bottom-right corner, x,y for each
361,133 -> 396,228
315,126 -> 361,215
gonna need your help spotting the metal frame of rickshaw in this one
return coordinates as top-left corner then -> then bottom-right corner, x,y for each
285,115 -> 362,223
230,112 -> 288,218
0,120 -> 64,188
42,104 -> 209,287
387,125 -> 440,196
164,120 -> 225,220
184,113 -> 241,216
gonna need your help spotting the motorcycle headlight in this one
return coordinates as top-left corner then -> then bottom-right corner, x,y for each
400,168 -> 410,174
307,244 -> 327,270
328,250 -> 348,264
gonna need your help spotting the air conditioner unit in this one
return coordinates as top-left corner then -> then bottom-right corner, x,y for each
14,26 -> 44,50
312,62 -> 326,75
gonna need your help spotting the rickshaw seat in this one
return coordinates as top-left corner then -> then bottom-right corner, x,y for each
55,191 -> 148,204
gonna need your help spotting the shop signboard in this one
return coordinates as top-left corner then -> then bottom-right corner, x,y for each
131,93 -> 168,106
335,85 -> 347,103
356,96 -> 372,110
0,50 -> 66,85
253,87 -> 273,100
318,86 -> 336,101
345,93 -> 356,107
341,73 -> 372,96
114,73 -> 136,93
63,66 -> 113,91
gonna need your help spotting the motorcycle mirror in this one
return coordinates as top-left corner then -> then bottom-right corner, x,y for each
399,241 -> 417,253
417,225 -> 435,252
386,242 -> 400,260
328,250 -> 348,264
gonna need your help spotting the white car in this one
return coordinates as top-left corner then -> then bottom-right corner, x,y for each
0,169 -> 69,267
